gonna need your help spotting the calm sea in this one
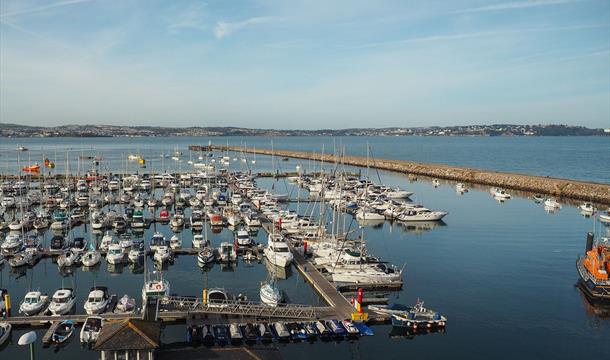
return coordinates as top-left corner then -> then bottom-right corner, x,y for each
0,136 -> 609,359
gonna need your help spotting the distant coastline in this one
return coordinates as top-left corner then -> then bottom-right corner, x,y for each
1,123 -> 608,138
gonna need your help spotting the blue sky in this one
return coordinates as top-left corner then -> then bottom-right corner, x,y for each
0,0 -> 608,129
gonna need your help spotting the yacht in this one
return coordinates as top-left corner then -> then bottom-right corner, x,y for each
355,208 -> 385,221
192,234 -> 205,248
244,212 -> 262,227
264,240 -> 293,268
153,245 -> 171,264
235,230 -> 254,246
397,208 -> 448,222
19,291 -> 49,316
106,244 -> 124,264
48,288 -> 76,315
83,286 -> 110,315
260,280 -> 282,306
82,250 -> 101,267
128,243 -> 145,263
169,235 -> 182,249
149,232 -> 167,252
330,263 -> 402,284
1,234 -> 23,256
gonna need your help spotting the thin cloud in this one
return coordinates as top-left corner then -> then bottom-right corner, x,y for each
457,0 -> 588,14
0,0 -> 92,18
167,3 -> 207,32
347,23 -> 608,50
213,17 -> 273,39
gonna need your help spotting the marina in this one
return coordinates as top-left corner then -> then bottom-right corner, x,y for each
0,137 -> 609,359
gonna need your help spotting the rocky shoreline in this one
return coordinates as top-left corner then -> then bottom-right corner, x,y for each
216,145 -> 610,205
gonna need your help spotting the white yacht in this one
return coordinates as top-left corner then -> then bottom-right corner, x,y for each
154,245 -> 171,264
235,230 -> 254,246
169,235 -> 182,249
106,244 -> 124,264
19,291 -> 49,316
264,240 -> 293,268
260,280 -> 282,307
149,232 -> 167,252
192,234 -> 205,248
83,287 -> 110,315
397,208 -> 448,222
330,263 -> 403,284
355,208 -> 385,221
48,288 -> 76,315
82,250 -> 101,267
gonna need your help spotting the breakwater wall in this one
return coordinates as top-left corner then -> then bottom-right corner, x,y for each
211,145 -> 610,205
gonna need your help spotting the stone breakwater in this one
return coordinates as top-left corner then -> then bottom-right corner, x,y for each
214,145 -> 610,205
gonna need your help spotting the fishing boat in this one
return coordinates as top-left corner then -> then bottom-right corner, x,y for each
576,233 -> 610,303
80,316 -> 103,344
0,322 -> 11,347
19,291 -> 49,316
48,288 -> 76,315
260,279 -> 282,306
83,286 -> 110,315
390,300 -> 447,329
52,320 -> 75,344
115,295 -> 136,313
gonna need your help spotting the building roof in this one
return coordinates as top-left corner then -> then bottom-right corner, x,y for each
93,319 -> 161,351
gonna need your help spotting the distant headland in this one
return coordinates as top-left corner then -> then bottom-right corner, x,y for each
1,123 -> 608,138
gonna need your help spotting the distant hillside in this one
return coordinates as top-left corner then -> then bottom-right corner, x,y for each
0,123 -> 607,137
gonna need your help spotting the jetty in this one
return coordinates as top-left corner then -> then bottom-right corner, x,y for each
207,145 -> 610,205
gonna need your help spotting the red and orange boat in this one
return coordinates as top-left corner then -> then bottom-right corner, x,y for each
22,164 -> 41,173
577,232 -> 610,303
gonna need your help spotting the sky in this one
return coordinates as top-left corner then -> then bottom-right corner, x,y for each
0,0 -> 609,129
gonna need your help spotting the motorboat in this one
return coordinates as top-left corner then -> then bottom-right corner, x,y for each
8,248 -> 37,267
99,231 -> 114,251
82,250 -> 101,267
80,316 -> 103,344
170,235 -> 182,249
579,202 -> 595,213
273,322 -> 290,341
149,232 -> 167,252
263,241 -> 293,268
229,323 -> 243,343
119,234 -> 133,251
533,194 -> 544,202
600,211 -> 610,223
170,213 -> 185,228
455,183 -> 468,193
218,242 -> 237,262
84,286 -> 110,315
57,250 -> 81,267
190,210 -> 204,228
153,245 -> 171,264
235,230 -> 254,246
131,210 -> 145,228
493,189 -> 511,199
48,288 -> 76,315
52,320 -> 75,344
106,244 -> 124,264
397,208 -> 447,222
314,321 -> 331,338
544,198 -> 561,208
51,235 -> 67,250
326,320 -> 346,338
19,291 -> 49,316
330,263 -> 403,284
128,243 -> 145,263
115,295 -> 136,313
213,325 -> 230,345
192,234 -> 205,248
71,237 -> 88,254
1,233 -> 23,256
260,280 -> 282,306
342,320 -> 360,337
197,247 -> 215,265
355,207 -> 385,221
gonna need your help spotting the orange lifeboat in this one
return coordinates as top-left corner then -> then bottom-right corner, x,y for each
22,164 -> 41,172
577,232 -> 610,302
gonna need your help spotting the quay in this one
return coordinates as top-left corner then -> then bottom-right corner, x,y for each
209,145 -> 610,205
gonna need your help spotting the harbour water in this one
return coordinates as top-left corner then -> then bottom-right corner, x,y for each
1,136 -> 609,359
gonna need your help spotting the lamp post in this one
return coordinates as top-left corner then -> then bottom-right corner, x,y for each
18,331 -> 37,360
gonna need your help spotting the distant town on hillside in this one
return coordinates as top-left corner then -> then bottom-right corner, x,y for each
0,123 -> 608,138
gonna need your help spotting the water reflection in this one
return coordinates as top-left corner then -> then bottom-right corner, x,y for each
389,326 -> 446,339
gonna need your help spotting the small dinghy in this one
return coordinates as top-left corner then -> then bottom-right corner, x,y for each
0,322 -> 11,347
229,323 -> 243,344
80,316 -> 103,344
52,320 -> 75,344
115,295 -> 136,314
213,325 -> 229,345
